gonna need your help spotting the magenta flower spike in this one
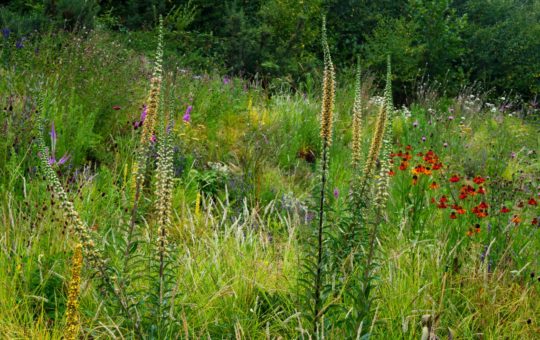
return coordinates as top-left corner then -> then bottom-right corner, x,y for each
183,105 -> 193,123
140,105 -> 147,122
57,153 -> 71,165
50,122 -> 57,154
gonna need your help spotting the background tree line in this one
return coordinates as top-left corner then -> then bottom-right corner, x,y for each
1,0 -> 539,102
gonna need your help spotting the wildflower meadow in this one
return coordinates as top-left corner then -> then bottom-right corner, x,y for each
0,5 -> 539,340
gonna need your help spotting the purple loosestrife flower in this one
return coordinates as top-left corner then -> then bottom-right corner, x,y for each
183,105 -> 192,123
57,153 -> 71,165
50,122 -> 57,154
2,28 -> 10,39
48,122 -> 70,166
133,105 -> 147,129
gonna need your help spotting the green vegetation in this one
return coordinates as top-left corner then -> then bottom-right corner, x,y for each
0,5 -> 539,339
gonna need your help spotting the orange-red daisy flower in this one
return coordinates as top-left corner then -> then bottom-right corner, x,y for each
450,212 -> 457,219
473,176 -> 485,185
528,198 -> 538,206
429,182 -> 439,189
511,215 -> 521,225
500,206 -> 510,213
449,175 -> 460,183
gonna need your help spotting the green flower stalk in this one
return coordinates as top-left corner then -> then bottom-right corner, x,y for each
374,56 -> 394,212
64,244 -> 83,340
366,56 -> 393,284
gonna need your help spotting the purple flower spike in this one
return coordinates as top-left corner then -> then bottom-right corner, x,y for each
48,156 -> 56,165
333,188 -> 339,199
223,76 -> 231,85
50,122 -> 57,154
140,105 -> 147,122
57,153 -> 71,165
183,105 -> 192,122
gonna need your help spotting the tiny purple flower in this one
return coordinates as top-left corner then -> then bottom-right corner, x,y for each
151,134 -> 157,143
333,188 -> 339,199
448,116 -> 454,121
422,136 -> 426,142
16,38 -> 24,49
510,152 -> 516,159
443,142 -> 448,148
413,121 -> 419,128
223,76 -> 231,85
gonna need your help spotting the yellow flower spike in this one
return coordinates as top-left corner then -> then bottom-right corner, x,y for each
64,244 -> 83,340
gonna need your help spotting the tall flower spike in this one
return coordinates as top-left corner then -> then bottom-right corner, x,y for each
359,104 -> 386,192
312,16 -> 336,334
351,56 -> 363,170
64,244 -> 83,340
320,16 -> 335,148
36,118 -> 105,272
375,55 -> 394,211
140,19 -> 164,147
155,94 -> 175,310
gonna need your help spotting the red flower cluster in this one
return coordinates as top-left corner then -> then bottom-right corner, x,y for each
472,202 -> 489,218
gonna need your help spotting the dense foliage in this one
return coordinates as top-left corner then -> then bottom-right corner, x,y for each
1,0 -> 539,101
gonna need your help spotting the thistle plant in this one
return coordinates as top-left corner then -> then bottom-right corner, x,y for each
64,244 -> 83,340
